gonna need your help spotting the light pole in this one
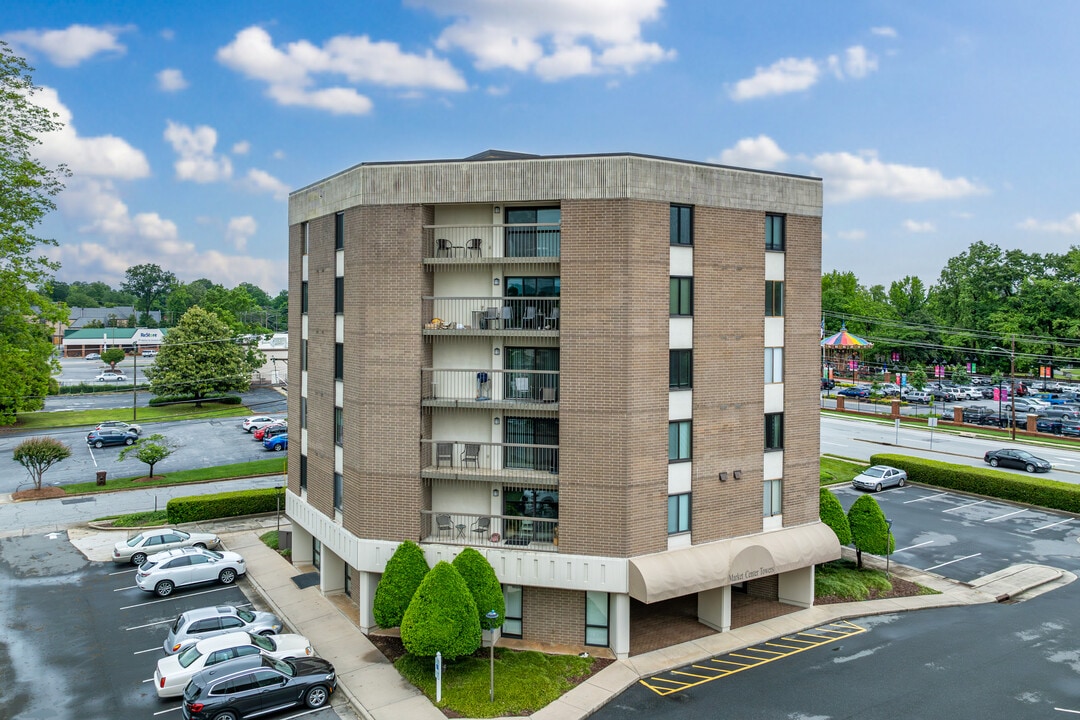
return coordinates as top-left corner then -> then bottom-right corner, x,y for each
274,485 -> 283,536
991,340 -> 1017,441
132,346 -> 138,421
486,609 -> 498,702
885,518 -> 894,577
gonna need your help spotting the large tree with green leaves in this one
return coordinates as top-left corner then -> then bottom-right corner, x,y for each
400,561 -> 481,660
13,436 -> 71,490
147,306 -> 263,406
0,42 -> 70,424
451,547 -> 505,630
373,540 -> 430,629
121,263 -> 177,320
848,495 -> 895,568
118,433 -> 175,478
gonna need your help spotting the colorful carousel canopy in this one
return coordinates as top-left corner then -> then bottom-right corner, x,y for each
821,325 -> 873,348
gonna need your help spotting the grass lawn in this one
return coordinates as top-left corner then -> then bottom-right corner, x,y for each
820,455 -> 866,485
815,558 -> 940,602
14,401 -> 250,431
63,458 -> 285,495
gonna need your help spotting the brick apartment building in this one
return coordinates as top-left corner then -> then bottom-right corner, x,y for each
284,150 -> 838,658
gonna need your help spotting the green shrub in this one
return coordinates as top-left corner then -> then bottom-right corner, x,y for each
373,540 -> 430,629
452,548 -> 505,629
149,393 -> 242,406
400,561 -> 481,660
166,486 -> 284,524
848,494 -> 895,568
819,488 -> 852,545
869,452 -> 1080,513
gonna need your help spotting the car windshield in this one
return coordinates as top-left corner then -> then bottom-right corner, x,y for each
269,656 -> 295,677
175,530 -> 190,540
126,533 -> 147,548
249,633 -> 273,651
201,549 -> 224,559
178,645 -> 203,668
236,608 -> 255,623
862,467 -> 886,478
172,614 -> 186,632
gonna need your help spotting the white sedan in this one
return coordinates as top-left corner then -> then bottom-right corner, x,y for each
95,371 -> 128,381
153,631 -> 314,698
111,528 -> 221,566
851,465 -> 908,492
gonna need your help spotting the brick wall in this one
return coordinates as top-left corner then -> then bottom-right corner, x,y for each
522,586 -> 588,647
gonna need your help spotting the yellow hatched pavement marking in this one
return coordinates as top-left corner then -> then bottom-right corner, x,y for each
639,620 -> 867,696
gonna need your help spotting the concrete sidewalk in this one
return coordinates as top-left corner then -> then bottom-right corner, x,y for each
209,524 -> 1073,720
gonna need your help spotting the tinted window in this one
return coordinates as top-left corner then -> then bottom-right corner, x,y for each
236,645 -> 261,658
254,670 -> 286,688
220,617 -> 244,630
164,556 -> 191,569
189,554 -> 210,566
191,619 -> 221,633
207,649 -> 232,666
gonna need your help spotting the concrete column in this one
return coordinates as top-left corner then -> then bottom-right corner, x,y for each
357,571 -> 381,633
778,566 -> 814,607
608,593 -> 631,660
320,547 -> 345,595
698,585 -> 731,633
291,524 -> 313,565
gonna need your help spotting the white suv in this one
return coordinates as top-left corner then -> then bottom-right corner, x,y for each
242,415 -> 279,432
906,390 -> 933,404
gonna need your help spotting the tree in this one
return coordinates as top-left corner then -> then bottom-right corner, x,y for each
101,347 -> 126,370
121,263 -> 177,316
847,495 -> 895,568
451,547 -> 505,629
117,433 -> 175,478
400,561 -> 481,660
146,306 -> 264,406
0,42 -> 70,424
13,436 -> 71,490
951,367 -> 970,386
819,488 -> 851,546
373,540 -> 430,628
909,365 -> 928,392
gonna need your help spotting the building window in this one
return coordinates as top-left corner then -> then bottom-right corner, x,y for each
300,397 -> 308,430
766,214 -> 785,251
334,343 -> 343,381
333,472 -> 343,512
667,493 -> 691,534
670,204 -> 692,246
344,566 -> 352,598
668,420 -> 691,462
334,407 -> 343,447
334,212 -> 344,250
764,479 -> 782,517
301,339 -> 308,372
585,591 -> 610,646
765,281 -> 784,317
670,350 -> 692,389
670,277 -> 693,316
765,413 -> 784,451
301,281 -> 308,313
765,348 -> 783,384
504,417 -> 558,472
505,207 -> 560,257
312,538 -> 321,570
302,222 -> 309,255
503,586 -> 522,638
334,277 -> 344,314
299,454 -> 307,491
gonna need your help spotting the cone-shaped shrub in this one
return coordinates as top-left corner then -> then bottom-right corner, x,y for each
848,494 -> 895,567
373,540 -> 430,628
820,488 -> 852,545
452,547 -> 506,629
400,561 -> 481,660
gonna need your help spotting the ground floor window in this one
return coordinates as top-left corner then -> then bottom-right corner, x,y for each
344,566 -> 352,598
313,538 -> 321,570
667,493 -> 691,534
503,585 -> 523,638
585,591 -> 609,646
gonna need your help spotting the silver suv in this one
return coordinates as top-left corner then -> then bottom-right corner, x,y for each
164,605 -> 283,654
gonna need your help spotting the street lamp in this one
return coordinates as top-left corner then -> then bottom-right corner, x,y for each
486,609 -> 498,702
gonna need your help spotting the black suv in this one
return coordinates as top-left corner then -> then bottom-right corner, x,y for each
820,378 -> 835,390
182,654 -> 336,720
962,406 -> 994,424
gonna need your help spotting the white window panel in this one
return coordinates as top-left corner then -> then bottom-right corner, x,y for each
669,245 -> 693,276
669,389 -> 692,421
765,251 -> 785,281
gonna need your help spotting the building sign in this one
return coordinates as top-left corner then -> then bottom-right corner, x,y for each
135,329 -> 166,345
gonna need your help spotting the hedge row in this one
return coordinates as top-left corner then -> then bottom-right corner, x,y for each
56,382 -> 146,395
167,486 -> 285,524
869,453 -> 1080,514
149,394 -> 243,406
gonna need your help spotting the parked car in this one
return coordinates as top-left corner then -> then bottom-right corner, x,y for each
242,415 -> 279,433
851,465 -> 908,492
164,606 -> 283,654
976,412 -> 1009,428
1038,406 -> 1080,421
1009,398 -> 1048,414
181,654 -> 337,720
875,383 -> 902,397
154,631 -> 314,698
905,390 -> 933,404
837,386 -> 870,399
95,420 -> 142,435
962,406 -> 995,424
959,387 -> 983,401
983,448 -> 1052,473
264,433 -> 288,452
1061,420 -> 1080,437
112,528 -> 221,566
95,371 -> 128,382
820,378 -> 835,391
85,352 -> 101,360
1036,418 -> 1062,434
86,428 -> 138,448
141,349 -> 158,357
136,546 -> 247,597
254,422 -> 287,441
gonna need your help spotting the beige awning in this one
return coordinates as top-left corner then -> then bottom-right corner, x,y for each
628,522 -> 841,603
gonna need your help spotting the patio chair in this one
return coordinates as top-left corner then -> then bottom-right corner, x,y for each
436,514 -> 454,538
465,238 -> 483,257
521,306 -> 538,329
471,516 -> 491,539
435,442 -> 453,467
461,443 -> 480,468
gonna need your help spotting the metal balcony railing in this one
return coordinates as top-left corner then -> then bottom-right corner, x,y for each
422,367 -> 559,406
423,224 -> 560,261
421,439 -> 559,480
422,296 -> 560,333
420,510 -> 558,551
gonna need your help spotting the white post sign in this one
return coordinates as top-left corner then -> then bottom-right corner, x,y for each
435,651 -> 443,702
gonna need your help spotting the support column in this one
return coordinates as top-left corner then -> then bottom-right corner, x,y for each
698,586 -> 731,633
320,547 -> 345,595
778,566 -> 814,607
358,571 -> 381,634
608,593 -> 631,660
290,524 -> 313,565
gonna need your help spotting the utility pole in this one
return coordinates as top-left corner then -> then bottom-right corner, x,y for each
133,346 -> 138,421
1009,336 -> 1016,442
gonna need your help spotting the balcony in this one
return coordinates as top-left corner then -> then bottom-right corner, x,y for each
422,296 -> 559,336
423,224 -> 560,264
420,510 -> 558,552
421,440 -> 559,483
422,368 -> 559,409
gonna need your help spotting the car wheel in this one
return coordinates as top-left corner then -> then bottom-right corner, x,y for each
94,440 -> 104,449
193,543 -> 207,549
246,426 -> 254,433
124,437 -> 135,445
273,443 -> 284,452
212,712 -> 238,720
155,580 -> 175,597
259,629 -> 276,637
875,483 -> 882,492
219,568 -> 237,585
1025,463 -> 1036,473
990,458 -> 1000,467
131,552 -> 147,566
305,685 -> 329,709
898,477 -> 906,487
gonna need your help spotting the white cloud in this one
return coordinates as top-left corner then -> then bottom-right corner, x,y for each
232,141 -> 251,155
840,45 -> 877,79
871,26 -> 898,38
244,168 -> 290,201
729,57 -> 820,101
32,87 -> 150,179
216,25 -> 467,115
226,216 -> 258,251
163,121 -> 233,183
837,229 -> 867,241
1017,213 -> 1080,234
714,135 -> 788,170
157,68 -> 188,91
3,24 -> 127,67
417,0 -> 675,80
272,150 -> 286,160
811,150 -> 987,202
902,219 -> 936,233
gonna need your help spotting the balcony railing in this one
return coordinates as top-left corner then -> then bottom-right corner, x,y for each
420,510 -> 558,551
422,367 -> 559,407
421,439 -> 559,480
422,296 -> 560,333
423,224 -> 560,261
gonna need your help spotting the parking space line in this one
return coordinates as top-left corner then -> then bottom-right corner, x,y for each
904,492 -> 949,504
1054,707 -> 1080,714
1033,518 -> 1073,532
895,540 -> 934,553
118,584 -> 235,610
115,585 -> 139,592
134,646 -> 163,655
153,707 -> 182,716
943,500 -> 986,513
109,568 -> 137,576
986,509 -> 1027,522
924,553 -> 981,571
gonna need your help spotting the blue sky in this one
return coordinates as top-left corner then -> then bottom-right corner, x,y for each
4,1 -> 1078,295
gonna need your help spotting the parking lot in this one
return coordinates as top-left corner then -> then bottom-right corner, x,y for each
0,531 -> 345,720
